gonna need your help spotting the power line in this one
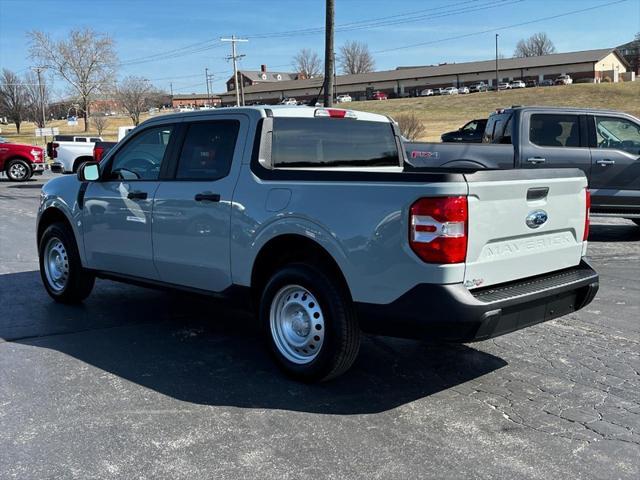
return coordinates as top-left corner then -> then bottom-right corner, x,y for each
373,0 -> 629,54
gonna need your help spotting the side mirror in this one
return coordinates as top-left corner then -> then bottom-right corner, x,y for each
77,161 -> 100,182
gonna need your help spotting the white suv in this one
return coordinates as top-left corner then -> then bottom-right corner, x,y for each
336,94 -> 352,103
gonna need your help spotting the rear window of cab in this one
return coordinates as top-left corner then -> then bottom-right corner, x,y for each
272,117 -> 400,167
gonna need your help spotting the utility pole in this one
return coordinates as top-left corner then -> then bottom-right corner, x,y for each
205,67 -> 211,105
495,34 -> 499,93
221,35 -> 248,106
31,66 -> 47,144
170,82 -> 173,96
206,72 -> 215,106
324,0 -> 335,107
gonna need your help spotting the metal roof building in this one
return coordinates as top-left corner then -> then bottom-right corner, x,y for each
217,48 -> 630,105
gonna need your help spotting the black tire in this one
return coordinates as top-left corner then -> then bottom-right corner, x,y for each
38,222 -> 95,303
259,263 -> 360,382
5,159 -> 32,182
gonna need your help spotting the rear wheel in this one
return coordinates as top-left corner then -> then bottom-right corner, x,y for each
39,222 -> 95,303
259,263 -> 360,382
5,159 -> 32,182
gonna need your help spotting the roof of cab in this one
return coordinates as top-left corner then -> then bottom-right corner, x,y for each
142,105 -> 391,125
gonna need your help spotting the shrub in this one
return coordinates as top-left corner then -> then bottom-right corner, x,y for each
395,113 -> 425,140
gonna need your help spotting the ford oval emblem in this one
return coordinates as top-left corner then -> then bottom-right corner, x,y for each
526,210 -> 548,229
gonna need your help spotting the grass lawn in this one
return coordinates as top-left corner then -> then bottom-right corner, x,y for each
1,82 -> 639,145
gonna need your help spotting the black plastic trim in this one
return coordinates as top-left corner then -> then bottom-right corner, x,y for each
354,260 -> 598,343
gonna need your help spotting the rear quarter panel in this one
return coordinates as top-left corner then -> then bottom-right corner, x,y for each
230,166 -> 469,304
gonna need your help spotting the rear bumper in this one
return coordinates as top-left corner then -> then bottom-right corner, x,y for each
50,162 -> 64,173
32,163 -> 46,172
355,260 -> 599,342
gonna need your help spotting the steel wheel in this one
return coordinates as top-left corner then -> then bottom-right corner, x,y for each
269,284 -> 325,364
43,237 -> 69,292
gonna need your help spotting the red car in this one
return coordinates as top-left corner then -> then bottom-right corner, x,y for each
371,91 -> 388,100
0,139 -> 46,181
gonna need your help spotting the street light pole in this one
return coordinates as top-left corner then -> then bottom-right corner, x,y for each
495,34 -> 499,93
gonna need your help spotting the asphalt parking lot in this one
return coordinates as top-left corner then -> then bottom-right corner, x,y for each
1,172 -> 638,479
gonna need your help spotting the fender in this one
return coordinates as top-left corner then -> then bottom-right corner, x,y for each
231,214 -> 351,292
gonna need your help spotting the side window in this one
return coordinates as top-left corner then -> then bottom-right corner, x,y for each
595,116 -> 640,155
462,121 -> 477,132
109,125 -> 173,181
175,120 -> 240,180
530,114 -> 580,148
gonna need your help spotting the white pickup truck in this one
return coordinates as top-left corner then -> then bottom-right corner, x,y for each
48,135 -> 103,174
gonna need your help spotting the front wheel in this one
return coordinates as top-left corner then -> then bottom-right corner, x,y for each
39,222 -> 95,303
6,159 -> 32,182
259,263 -> 360,382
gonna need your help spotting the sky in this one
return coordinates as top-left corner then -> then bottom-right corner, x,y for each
0,0 -> 638,99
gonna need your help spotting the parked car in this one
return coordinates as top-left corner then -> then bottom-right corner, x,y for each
336,94 -> 352,103
510,80 -> 526,89
407,106 -> 640,223
281,98 -> 298,105
36,105 -> 598,381
440,119 -> 488,143
540,79 -> 555,87
442,87 -> 459,95
371,91 -> 388,100
420,88 -> 434,97
433,88 -> 444,96
0,139 -> 46,181
497,82 -> 511,90
555,74 -> 573,85
525,79 -> 538,88
469,82 -> 488,93
458,86 -> 470,94
48,136 -> 104,174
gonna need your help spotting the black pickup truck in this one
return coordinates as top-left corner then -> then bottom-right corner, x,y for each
407,106 -> 640,223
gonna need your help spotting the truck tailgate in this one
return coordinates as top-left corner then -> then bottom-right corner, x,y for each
463,169 -> 588,289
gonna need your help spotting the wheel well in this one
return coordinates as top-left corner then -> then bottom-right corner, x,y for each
73,156 -> 93,172
4,156 -> 30,170
37,208 -> 72,243
250,234 -> 351,305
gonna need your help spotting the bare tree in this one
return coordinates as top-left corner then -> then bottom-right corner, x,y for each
23,71 -> 51,128
514,32 -> 556,58
0,69 -> 28,133
338,41 -> 375,74
28,28 -> 117,131
92,115 -> 108,135
395,114 -> 425,141
115,76 -> 153,126
292,48 -> 322,78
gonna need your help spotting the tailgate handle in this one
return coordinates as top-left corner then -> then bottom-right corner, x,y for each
527,187 -> 549,201
526,157 -> 546,164
596,159 -> 615,166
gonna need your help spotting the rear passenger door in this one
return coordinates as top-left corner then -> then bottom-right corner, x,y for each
519,112 -> 592,177
152,116 -> 246,292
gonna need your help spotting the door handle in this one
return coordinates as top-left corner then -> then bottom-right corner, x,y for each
526,157 -> 546,164
596,159 -> 615,166
195,192 -> 221,202
127,191 -> 148,200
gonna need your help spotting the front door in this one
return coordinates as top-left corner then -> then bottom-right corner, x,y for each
82,124 -> 175,279
519,112 -> 592,176
589,115 -> 640,211
152,117 -> 245,292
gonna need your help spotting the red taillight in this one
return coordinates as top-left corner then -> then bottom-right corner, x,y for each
93,146 -> 104,163
583,189 -> 591,241
409,196 -> 468,264
314,108 -> 357,119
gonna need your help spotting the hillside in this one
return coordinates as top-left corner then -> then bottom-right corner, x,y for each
2,81 -> 639,146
